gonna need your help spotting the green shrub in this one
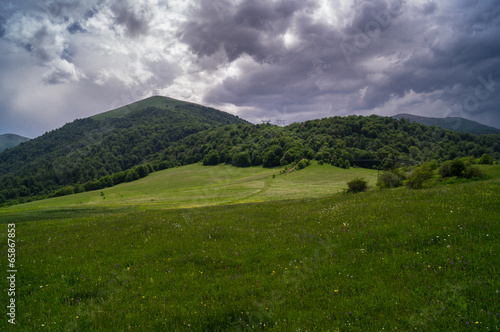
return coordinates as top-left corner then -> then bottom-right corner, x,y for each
135,165 -> 150,178
462,165 -> 484,179
297,159 -> 310,169
450,159 -> 465,177
479,153 -> 493,165
347,177 -> 368,193
52,186 -> 74,197
406,163 -> 433,189
336,157 -> 344,168
377,171 -> 403,188
232,151 -> 251,167
74,184 -> 85,194
428,160 -> 438,170
125,169 -> 140,182
203,150 -> 220,166
439,160 -> 452,177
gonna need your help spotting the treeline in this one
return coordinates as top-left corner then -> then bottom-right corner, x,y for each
1,110 -> 499,206
159,115 -> 499,169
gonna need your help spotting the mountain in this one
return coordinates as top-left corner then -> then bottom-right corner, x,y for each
0,134 -> 30,152
392,114 -> 500,135
1,96 -> 499,206
0,96 -> 246,203
90,95 -> 200,120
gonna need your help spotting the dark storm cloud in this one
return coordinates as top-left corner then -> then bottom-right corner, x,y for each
180,0 -> 317,63
346,0 -> 403,35
354,0 -> 500,112
178,0 -> 500,128
182,0 -> 354,115
111,1 -> 150,38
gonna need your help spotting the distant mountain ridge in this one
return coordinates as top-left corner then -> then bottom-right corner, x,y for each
392,114 -> 500,135
0,134 -> 30,152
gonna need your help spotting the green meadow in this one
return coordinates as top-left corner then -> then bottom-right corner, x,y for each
1,162 -> 378,212
1,164 -> 499,331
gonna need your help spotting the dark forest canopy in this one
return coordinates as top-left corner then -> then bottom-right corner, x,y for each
0,101 -> 499,206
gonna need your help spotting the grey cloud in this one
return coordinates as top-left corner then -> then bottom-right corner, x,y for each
67,21 -> 85,34
180,0 -> 316,64
0,15 -> 5,38
196,0 -> 500,128
346,0 -> 402,35
111,1 -> 150,38
42,64 -> 80,84
4,10 -> 67,63
2,1 -> 96,87
419,2 -> 437,15
31,25 -> 58,61
45,0 -> 82,17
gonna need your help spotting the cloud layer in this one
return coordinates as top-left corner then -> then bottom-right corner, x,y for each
1,0 -> 499,137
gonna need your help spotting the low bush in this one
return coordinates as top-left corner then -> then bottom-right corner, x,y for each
406,163 -> 433,189
347,177 -> 368,193
463,165 -> 483,179
478,153 -> 493,165
297,159 -> 311,169
377,171 -> 404,188
450,159 -> 466,177
439,160 -> 452,177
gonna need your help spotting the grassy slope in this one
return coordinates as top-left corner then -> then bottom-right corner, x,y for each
1,162 -> 378,212
90,96 -> 198,120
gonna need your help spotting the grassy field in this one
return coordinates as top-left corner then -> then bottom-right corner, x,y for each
1,162 -> 378,213
0,164 -> 499,331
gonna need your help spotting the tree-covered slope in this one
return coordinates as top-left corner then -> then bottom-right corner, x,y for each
0,133 -> 30,152
164,115 -> 500,170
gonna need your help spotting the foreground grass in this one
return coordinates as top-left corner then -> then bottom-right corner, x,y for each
1,178 -> 499,331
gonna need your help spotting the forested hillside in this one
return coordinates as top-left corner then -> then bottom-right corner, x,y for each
165,116 -> 500,169
1,98 -> 499,206
0,101 -> 245,204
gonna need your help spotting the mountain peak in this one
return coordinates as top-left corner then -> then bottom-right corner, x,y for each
91,96 -> 204,120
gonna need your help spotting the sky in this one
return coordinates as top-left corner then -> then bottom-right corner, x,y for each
0,0 -> 499,138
